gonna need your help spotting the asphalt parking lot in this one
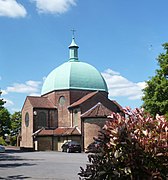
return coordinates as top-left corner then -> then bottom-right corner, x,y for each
0,147 -> 88,180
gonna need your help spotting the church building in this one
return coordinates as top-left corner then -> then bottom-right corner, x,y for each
20,36 -> 123,151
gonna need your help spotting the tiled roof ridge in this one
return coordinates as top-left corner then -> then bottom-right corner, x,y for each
70,126 -> 81,134
112,100 -> 123,111
32,127 -> 45,136
81,102 -> 102,117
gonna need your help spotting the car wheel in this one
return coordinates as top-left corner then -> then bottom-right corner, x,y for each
66,148 -> 70,153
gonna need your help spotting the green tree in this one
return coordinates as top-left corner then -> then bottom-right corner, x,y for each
142,43 -> 168,117
0,90 -> 9,144
0,91 -> 5,110
10,111 -> 21,136
10,111 -> 21,145
0,108 -> 11,140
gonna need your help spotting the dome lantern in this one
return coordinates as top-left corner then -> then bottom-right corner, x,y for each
69,35 -> 79,62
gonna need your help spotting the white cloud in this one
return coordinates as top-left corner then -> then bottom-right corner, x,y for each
137,81 -> 147,89
11,107 -> 21,112
29,93 -> 41,96
0,0 -> 27,18
1,89 -> 8,95
31,0 -> 77,14
6,80 -> 42,94
102,69 -> 146,100
2,80 -> 42,113
4,99 -> 14,107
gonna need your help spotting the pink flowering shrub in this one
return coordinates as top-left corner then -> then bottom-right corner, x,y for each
79,108 -> 168,180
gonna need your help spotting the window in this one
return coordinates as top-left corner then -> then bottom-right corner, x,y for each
58,96 -> 66,106
25,112 -> 29,127
73,109 -> 78,126
58,137 -> 60,142
38,112 -> 47,128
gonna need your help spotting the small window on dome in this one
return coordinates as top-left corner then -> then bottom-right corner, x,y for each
59,96 -> 66,106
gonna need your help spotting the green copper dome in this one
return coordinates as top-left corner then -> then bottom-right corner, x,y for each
41,38 -> 108,95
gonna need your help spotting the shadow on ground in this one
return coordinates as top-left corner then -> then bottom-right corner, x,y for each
0,149 -> 37,168
0,153 -> 36,162
0,175 -> 31,179
0,148 -> 41,161
0,162 -> 36,168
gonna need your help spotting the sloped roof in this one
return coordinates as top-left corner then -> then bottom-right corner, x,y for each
68,91 -> 123,114
27,96 -> 56,109
36,127 -> 81,136
112,100 -> 123,111
81,102 -> 112,118
68,91 -> 98,108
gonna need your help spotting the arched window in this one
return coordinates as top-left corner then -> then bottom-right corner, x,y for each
58,96 -> 66,106
38,112 -> 47,128
25,112 -> 29,127
73,109 -> 78,127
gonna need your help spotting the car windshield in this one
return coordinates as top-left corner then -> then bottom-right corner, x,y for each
69,141 -> 79,145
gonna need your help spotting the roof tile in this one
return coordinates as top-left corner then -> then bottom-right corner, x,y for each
27,96 -> 56,109
68,91 -> 98,108
37,127 -> 81,136
81,102 -> 112,118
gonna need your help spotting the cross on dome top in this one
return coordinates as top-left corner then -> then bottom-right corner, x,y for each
71,29 -> 76,38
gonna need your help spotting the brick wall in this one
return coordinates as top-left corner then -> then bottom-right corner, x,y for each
44,91 -> 71,127
83,118 -> 107,150
37,136 -> 52,151
20,98 -> 34,148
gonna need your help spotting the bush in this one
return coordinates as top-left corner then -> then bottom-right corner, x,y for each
79,108 -> 168,180
0,136 -> 7,145
10,136 -> 17,146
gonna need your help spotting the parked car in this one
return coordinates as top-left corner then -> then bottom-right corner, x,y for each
61,141 -> 81,153
0,145 -> 5,153
85,141 -> 101,153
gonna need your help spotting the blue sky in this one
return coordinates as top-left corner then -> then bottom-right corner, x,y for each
0,0 -> 168,113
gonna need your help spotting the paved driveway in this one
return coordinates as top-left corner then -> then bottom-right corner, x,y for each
0,148 -> 88,180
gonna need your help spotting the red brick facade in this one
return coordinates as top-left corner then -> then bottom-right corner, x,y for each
20,90 -> 122,151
